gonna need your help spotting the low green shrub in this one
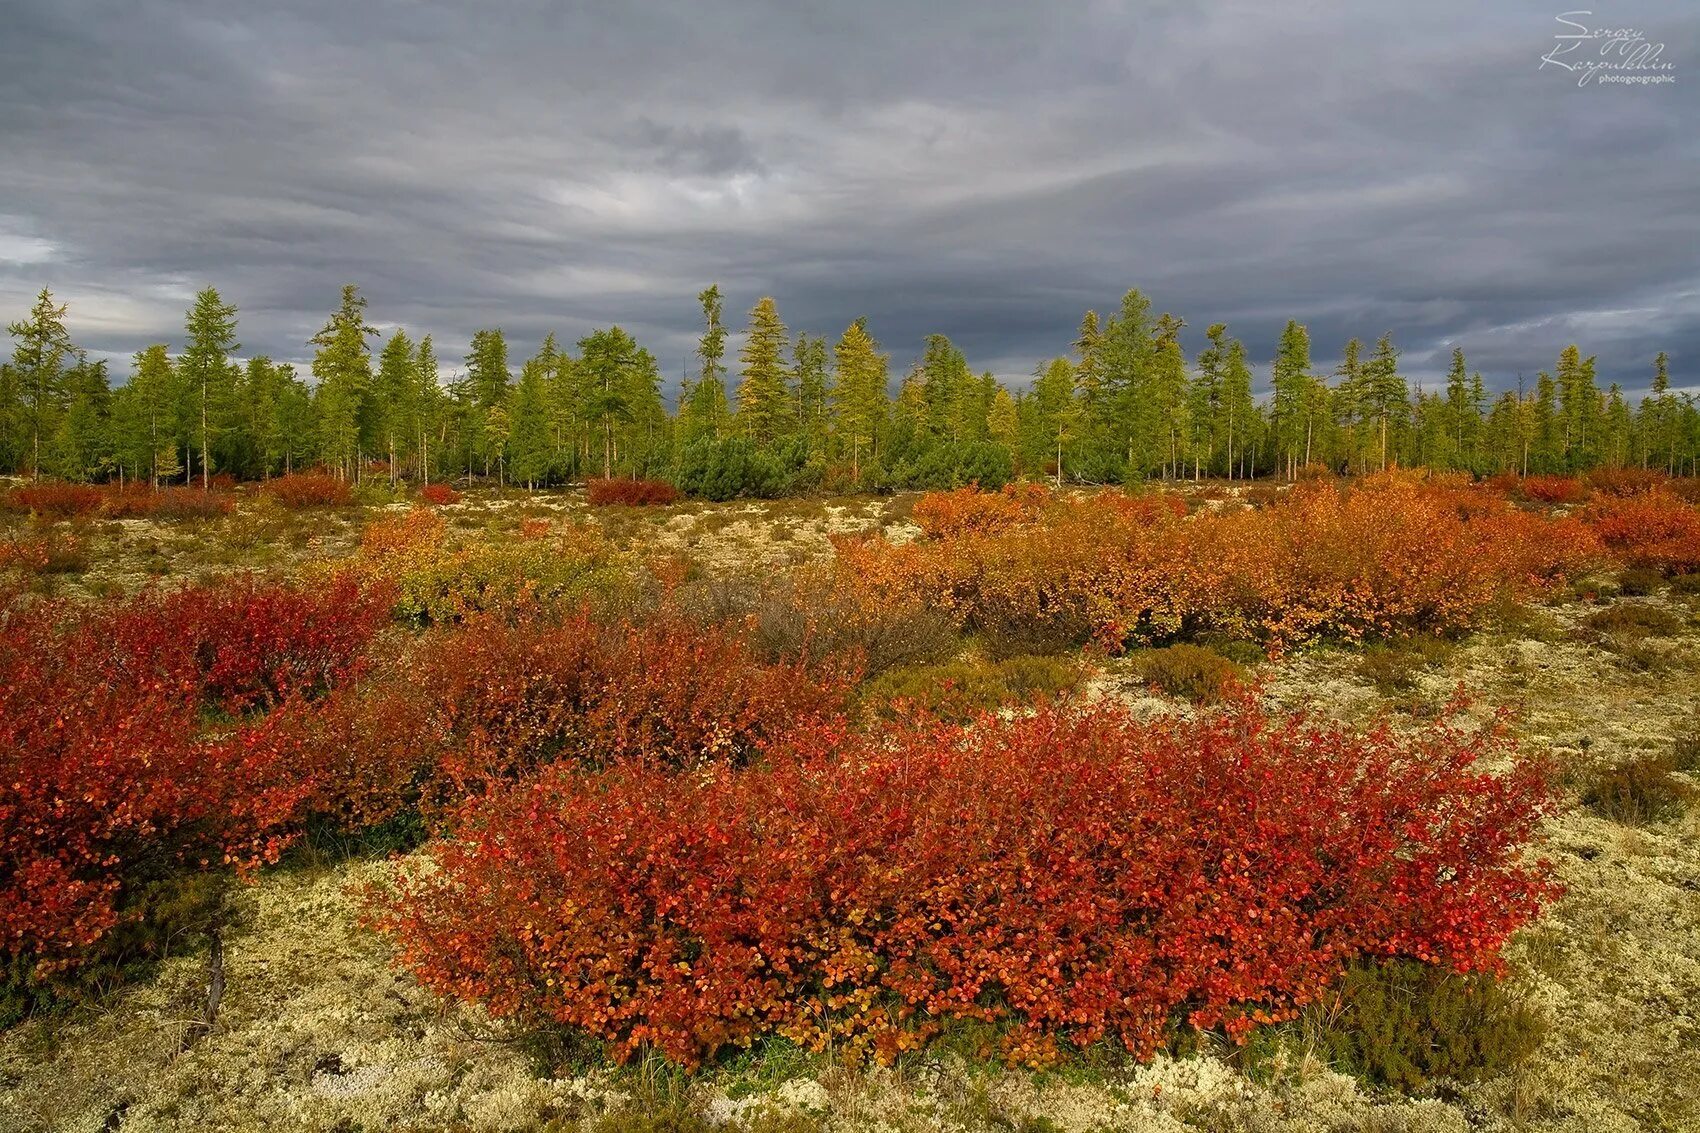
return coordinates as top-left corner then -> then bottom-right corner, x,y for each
1674,721 -> 1699,773
1581,601 -> 1683,639
1577,752 -> 1695,825
1358,637 -> 1454,696
861,654 -> 1082,722
1617,567 -> 1666,596
1304,958 -> 1547,1093
749,582 -> 961,677
1,873 -> 227,1027
1131,644 -> 1245,704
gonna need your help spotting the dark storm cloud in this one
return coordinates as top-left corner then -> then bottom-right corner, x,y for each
1,0 -> 1696,398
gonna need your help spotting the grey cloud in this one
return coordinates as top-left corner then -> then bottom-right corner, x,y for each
1,0 -> 1696,399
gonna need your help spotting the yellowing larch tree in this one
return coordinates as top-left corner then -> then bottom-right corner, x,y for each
736,296 -> 790,445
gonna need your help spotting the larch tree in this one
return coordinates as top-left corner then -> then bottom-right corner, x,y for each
413,336 -> 442,483
681,284 -> 730,445
310,284 -> 377,479
508,356 -> 551,488
180,286 -> 240,488
1362,333 -> 1409,471
736,296 -> 790,445
1270,320 -> 1312,479
830,319 -> 888,483
464,329 -> 512,477
7,287 -> 76,479
1032,356 -> 1079,485
124,344 -> 176,486
793,332 -> 829,452
374,329 -> 416,483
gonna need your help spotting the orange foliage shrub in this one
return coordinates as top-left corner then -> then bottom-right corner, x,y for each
3,482 -> 104,518
911,482 -> 1054,538
587,477 -> 681,506
262,471 -> 353,508
100,484 -> 235,518
0,532 -> 86,575
1518,475 -> 1587,504
417,482 -> 462,506
377,701 -> 1556,1068
1585,490 -> 1700,574
1586,467 -> 1670,497
840,474 -> 1601,652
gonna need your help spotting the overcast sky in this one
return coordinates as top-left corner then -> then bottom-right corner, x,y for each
2,1 -> 1696,400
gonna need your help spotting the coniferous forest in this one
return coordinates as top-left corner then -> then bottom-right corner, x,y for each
6,282 -> 1694,497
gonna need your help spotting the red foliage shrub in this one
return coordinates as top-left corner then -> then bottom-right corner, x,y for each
0,532 -> 86,575
586,477 -> 681,507
261,471 -> 353,508
300,609 -> 859,822
417,482 -> 462,506
1585,490 -> 1700,574
100,484 -> 235,519
1517,475 -> 1587,504
4,482 -> 104,518
0,575 -> 393,972
377,700 -> 1557,1068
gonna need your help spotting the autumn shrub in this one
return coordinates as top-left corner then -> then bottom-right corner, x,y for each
1576,752 -> 1695,825
1616,566 -> 1666,596
99,484 -> 235,519
293,608 -> 858,825
1130,644 -> 1245,704
839,474 -> 1598,655
910,482 -> 1053,539
1518,475 -> 1587,504
0,574 -> 392,983
3,481 -> 104,517
860,654 -> 1082,722
749,573 -> 960,676
587,477 -> 682,507
417,482 -> 462,506
1586,467 -> 1669,498
1302,958 -> 1547,1091
261,471 -> 354,508
377,701 -> 1557,1069
1584,490 -> 1700,574
365,522 -> 633,625
0,532 -> 87,576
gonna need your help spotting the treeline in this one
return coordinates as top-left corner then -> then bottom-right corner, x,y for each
3,283 -> 1694,496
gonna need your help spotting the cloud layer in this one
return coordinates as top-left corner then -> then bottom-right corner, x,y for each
2,1 -> 1696,397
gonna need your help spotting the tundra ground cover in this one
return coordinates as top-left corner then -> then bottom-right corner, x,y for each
1,473 -> 1697,1132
